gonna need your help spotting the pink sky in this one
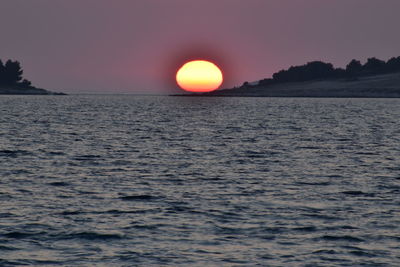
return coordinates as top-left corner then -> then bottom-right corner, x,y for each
1,0 -> 400,94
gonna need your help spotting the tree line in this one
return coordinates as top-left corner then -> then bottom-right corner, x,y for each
254,56 -> 400,87
0,59 -> 33,88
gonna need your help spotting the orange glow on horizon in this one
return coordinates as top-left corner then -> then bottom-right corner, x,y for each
176,60 -> 223,92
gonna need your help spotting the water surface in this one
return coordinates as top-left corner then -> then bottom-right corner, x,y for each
1,95 -> 399,266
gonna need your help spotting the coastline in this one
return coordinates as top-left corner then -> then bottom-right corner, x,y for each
173,71 -> 400,98
0,86 -> 66,95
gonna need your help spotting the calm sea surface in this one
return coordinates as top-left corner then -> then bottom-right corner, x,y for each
0,95 -> 399,266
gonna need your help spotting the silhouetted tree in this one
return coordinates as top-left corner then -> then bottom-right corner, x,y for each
346,59 -> 363,76
0,59 -> 35,89
1,60 -> 23,85
363,57 -> 386,74
0,60 -> 5,84
386,56 -> 400,72
272,61 -> 340,83
269,56 -> 400,86
253,56 -> 400,89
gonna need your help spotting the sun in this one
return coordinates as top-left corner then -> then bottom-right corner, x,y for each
176,60 -> 223,92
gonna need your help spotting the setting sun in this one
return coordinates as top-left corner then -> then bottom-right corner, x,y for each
176,60 -> 223,92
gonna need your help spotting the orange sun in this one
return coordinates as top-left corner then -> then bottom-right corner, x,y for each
176,60 -> 223,92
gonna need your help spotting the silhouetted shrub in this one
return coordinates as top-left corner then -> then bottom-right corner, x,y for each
20,79 -> 32,88
332,68 -> 346,78
258,78 -> 274,86
240,81 -> 250,88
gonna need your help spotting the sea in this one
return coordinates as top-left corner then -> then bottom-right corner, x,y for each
0,95 -> 399,266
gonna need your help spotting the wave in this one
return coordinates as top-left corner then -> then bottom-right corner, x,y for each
59,232 -> 123,241
0,149 -> 32,157
319,235 -> 364,242
120,195 -> 156,201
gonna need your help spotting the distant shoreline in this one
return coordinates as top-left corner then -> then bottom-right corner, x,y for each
0,58 -> 66,95
171,95 -> 400,98
174,55 -> 400,98
173,71 -> 400,98
0,86 -> 66,95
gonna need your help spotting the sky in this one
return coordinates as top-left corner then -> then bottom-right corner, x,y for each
1,0 -> 400,94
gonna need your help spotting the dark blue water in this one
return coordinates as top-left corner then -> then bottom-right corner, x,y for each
1,95 -> 399,266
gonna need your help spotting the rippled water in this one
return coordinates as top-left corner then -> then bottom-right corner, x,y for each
1,95 -> 400,266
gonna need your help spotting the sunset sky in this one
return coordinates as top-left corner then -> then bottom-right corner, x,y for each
1,0 -> 400,94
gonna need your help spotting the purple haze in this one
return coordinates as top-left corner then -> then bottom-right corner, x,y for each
1,0 -> 400,93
